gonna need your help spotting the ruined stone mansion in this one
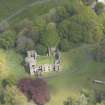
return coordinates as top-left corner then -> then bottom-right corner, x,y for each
25,50 -> 61,75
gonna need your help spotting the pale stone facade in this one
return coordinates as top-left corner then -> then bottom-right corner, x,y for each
25,50 -> 61,75
97,0 -> 105,4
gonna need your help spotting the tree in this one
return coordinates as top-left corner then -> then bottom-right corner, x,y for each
63,0 -> 82,16
99,13 -> 105,37
20,26 -> 40,44
41,22 -> 60,55
59,7 -> 103,44
47,6 -> 68,23
99,13 -> 105,34
95,2 -> 105,15
16,36 -> 35,53
77,94 -> 88,105
59,39 -> 70,52
36,44 -> 47,55
18,23 -> 40,44
82,0 -> 96,5
0,30 -> 16,49
19,78 -> 50,105
0,86 -> 30,105
0,52 -> 6,79
0,21 -> 9,33
35,17 -> 47,31
15,19 -> 34,33
15,19 -> 40,50
64,97 -> 73,105
96,101 -> 105,105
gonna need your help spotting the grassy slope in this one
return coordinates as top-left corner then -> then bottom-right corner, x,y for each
0,0 -> 57,22
0,49 -> 27,80
0,0 -> 38,21
0,0 -> 77,24
10,0 -> 68,24
46,45 -> 105,105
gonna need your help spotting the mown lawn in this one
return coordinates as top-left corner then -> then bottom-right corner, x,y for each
46,45 -> 105,105
37,55 -> 54,65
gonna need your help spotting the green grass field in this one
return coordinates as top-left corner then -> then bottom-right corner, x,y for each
0,0 -> 39,21
37,55 -> 54,65
46,45 -> 105,105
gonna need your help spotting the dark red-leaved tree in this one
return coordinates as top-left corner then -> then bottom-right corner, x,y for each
18,78 -> 50,105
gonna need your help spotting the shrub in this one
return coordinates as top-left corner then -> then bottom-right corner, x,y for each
0,30 -> 16,49
19,78 -> 50,105
16,36 -> 35,53
95,3 -> 105,15
36,44 -> 47,55
59,39 -> 70,52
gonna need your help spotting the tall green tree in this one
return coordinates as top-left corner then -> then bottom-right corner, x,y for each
0,86 -> 30,105
59,7 -> 103,45
16,36 -> 35,53
41,22 -> 60,55
99,13 -> 105,35
0,30 -> 16,49
95,2 -> 105,15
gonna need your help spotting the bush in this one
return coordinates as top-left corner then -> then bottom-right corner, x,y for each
19,78 -> 50,105
59,7 -> 103,44
0,30 -> 16,49
16,36 -> 35,53
36,44 -> 47,55
95,3 -> 105,15
59,39 -> 70,52
94,39 -> 105,62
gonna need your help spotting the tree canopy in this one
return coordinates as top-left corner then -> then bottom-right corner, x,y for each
41,22 -> 60,48
19,78 -> 50,105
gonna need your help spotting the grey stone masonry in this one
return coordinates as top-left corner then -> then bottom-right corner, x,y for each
25,50 -> 61,75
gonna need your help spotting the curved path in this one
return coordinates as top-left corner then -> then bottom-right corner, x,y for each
0,0 -> 52,24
